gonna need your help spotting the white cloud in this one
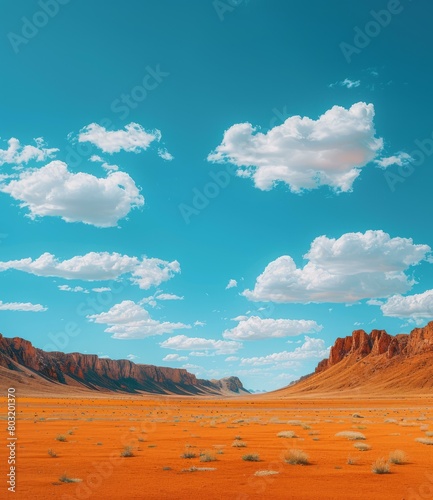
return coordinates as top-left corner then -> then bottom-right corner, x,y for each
160,335 -> 242,355
0,137 -> 58,166
381,290 -> 433,319
92,287 -> 112,293
223,316 -> 322,341
240,337 -> 329,366
58,285 -> 89,293
231,315 -> 249,322
225,356 -> 239,362
0,300 -> 47,312
155,293 -> 183,301
78,122 -> 160,154
162,353 -> 188,362
375,152 -> 412,169
88,154 -> 119,171
330,78 -> 361,89
0,251 -> 180,289
126,354 -> 139,361
88,300 -> 190,339
208,102 -> 383,193
244,230 -> 430,303
194,320 -> 206,327
226,279 -> 238,289
158,148 -> 174,161
366,299 -> 383,306
0,161 -> 144,227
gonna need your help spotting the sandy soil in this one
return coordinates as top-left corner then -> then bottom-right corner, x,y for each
1,394 -> 433,500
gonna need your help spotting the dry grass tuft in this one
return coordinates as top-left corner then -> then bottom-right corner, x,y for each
354,442 -> 371,451
415,438 -> 433,445
335,431 -> 366,441
232,440 -> 247,448
254,470 -> 279,476
284,449 -> 310,465
242,453 -> 260,462
277,431 -> 297,438
389,450 -> 406,465
371,458 -> 391,474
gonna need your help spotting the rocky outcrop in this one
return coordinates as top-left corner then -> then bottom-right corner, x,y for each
0,333 -> 248,396
315,322 -> 433,374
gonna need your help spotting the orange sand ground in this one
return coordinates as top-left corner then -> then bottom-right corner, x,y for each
1,394 -> 433,500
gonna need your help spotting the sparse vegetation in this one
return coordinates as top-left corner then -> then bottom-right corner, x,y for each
335,431 -> 366,441
347,455 -> 358,465
284,449 -> 310,465
200,452 -> 217,462
232,440 -> 247,448
425,431 -> 433,437
120,446 -> 134,457
415,438 -> 433,445
372,458 -> 391,474
59,473 -> 82,483
242,453 -> 260,462
389,450 -> 406,464
47,449 -> 57,458
182,466 -> 216,472
181,451 -> 197,459
354,443 -> 371,451
254,470 -> 279,476
55,435 -> 67,442
352,413 -> 364,419
277,431 -> 297,438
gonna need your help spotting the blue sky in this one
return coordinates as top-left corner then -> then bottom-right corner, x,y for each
0,0 -> 432,391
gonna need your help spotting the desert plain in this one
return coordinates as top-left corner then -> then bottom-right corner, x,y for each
2,392 -> 433,500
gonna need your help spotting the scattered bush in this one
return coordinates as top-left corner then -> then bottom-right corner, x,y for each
354,443 -> 371,451
55,435 -> 67,442
284,449 -> 310,465
120,446 -> 134,457
47,449 -> 57,458
415,438 -> 433,445
200,452 -> 217,462
335,431 -> 366,441
254,470 -> 279,476
232,441 -> 247,448
372,458 -> 391,474
277,431 -> 297,439
59,473 -> 81,483
242,454 -> 260,462
181,451 -> 197,459
389,450 -> 406,465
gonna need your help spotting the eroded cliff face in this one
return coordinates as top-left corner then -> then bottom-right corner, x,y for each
0,334 -> 247,395
315,322 -> 433,374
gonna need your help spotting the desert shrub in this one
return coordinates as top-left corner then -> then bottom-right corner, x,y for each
389,450 -> 406,464
415,438 -> 433,445
55,435 -> 67,442
254,470 -> 279,476
200,452 -> 216,462
181,451 -> 197,459
284,449 -> 310,465
121,446 -> 134,457
59,473 -> 81,483
232,440 -> 247,448
277,431 -> 297,438
242,454 -> 260,462
47,449 -> 57,458
372,458 -> 391,474
347,455 -> 358,465
335,431 -> 366,440
354,443 -> 371,451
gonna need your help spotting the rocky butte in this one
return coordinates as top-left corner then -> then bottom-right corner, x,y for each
0,333 -> 248,396
279,321 -> 433,395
